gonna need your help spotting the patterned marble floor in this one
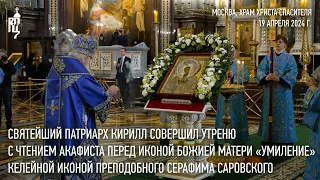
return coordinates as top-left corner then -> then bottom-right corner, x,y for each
0,102 -> 305,180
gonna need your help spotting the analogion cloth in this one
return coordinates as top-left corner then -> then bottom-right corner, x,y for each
302,86 -> 320,180
257,51 -> 298,143
41,56 -> 111,180
215,60 -> 250,145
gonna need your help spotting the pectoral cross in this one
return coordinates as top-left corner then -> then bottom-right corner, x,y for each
47,100 -> 59,116
86,28 -> 91,35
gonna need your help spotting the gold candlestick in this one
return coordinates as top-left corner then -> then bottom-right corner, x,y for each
299,0 -> 311,82
225,70 -> 230,85
249,40 -> 259,79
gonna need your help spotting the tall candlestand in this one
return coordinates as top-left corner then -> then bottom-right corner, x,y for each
153,22 -> 160,56
249,40 -> 259,79
299,0 -> 311,82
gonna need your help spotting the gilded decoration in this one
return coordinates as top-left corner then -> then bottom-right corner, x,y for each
93,92 -> 112,123
161,0 -> 170,51
53,57 -> 66,74
62,75 -> 82,90
49,0 -> 58,36
236,21 -> 253,58
47,100 -> 59,116
159,55 -> 210,95
142,33 -> 234,102
7,53 -> 22,65
177,27 -> 194,39
161,98 -> 192,105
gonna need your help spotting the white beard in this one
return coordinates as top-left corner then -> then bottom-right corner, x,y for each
84,64 -> 92,74
84,64 -> 90,70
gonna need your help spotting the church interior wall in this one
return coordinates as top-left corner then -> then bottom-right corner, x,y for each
1,0 -> 320,76
58,0 -> 158,64
0,4 -> 46,57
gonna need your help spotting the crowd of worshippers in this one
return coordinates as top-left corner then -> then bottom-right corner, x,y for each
100,29 -> 140,47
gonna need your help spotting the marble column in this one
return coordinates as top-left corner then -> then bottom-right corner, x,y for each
259,0 -> 270,55
160,0 -> 170,53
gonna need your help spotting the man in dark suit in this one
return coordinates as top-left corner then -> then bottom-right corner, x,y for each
116,48 -> 132,108
0,49 -> 16,129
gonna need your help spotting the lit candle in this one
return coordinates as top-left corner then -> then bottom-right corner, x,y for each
237,60 -> 240,85
242,61 -> 244,85
154,10 -> 158,23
